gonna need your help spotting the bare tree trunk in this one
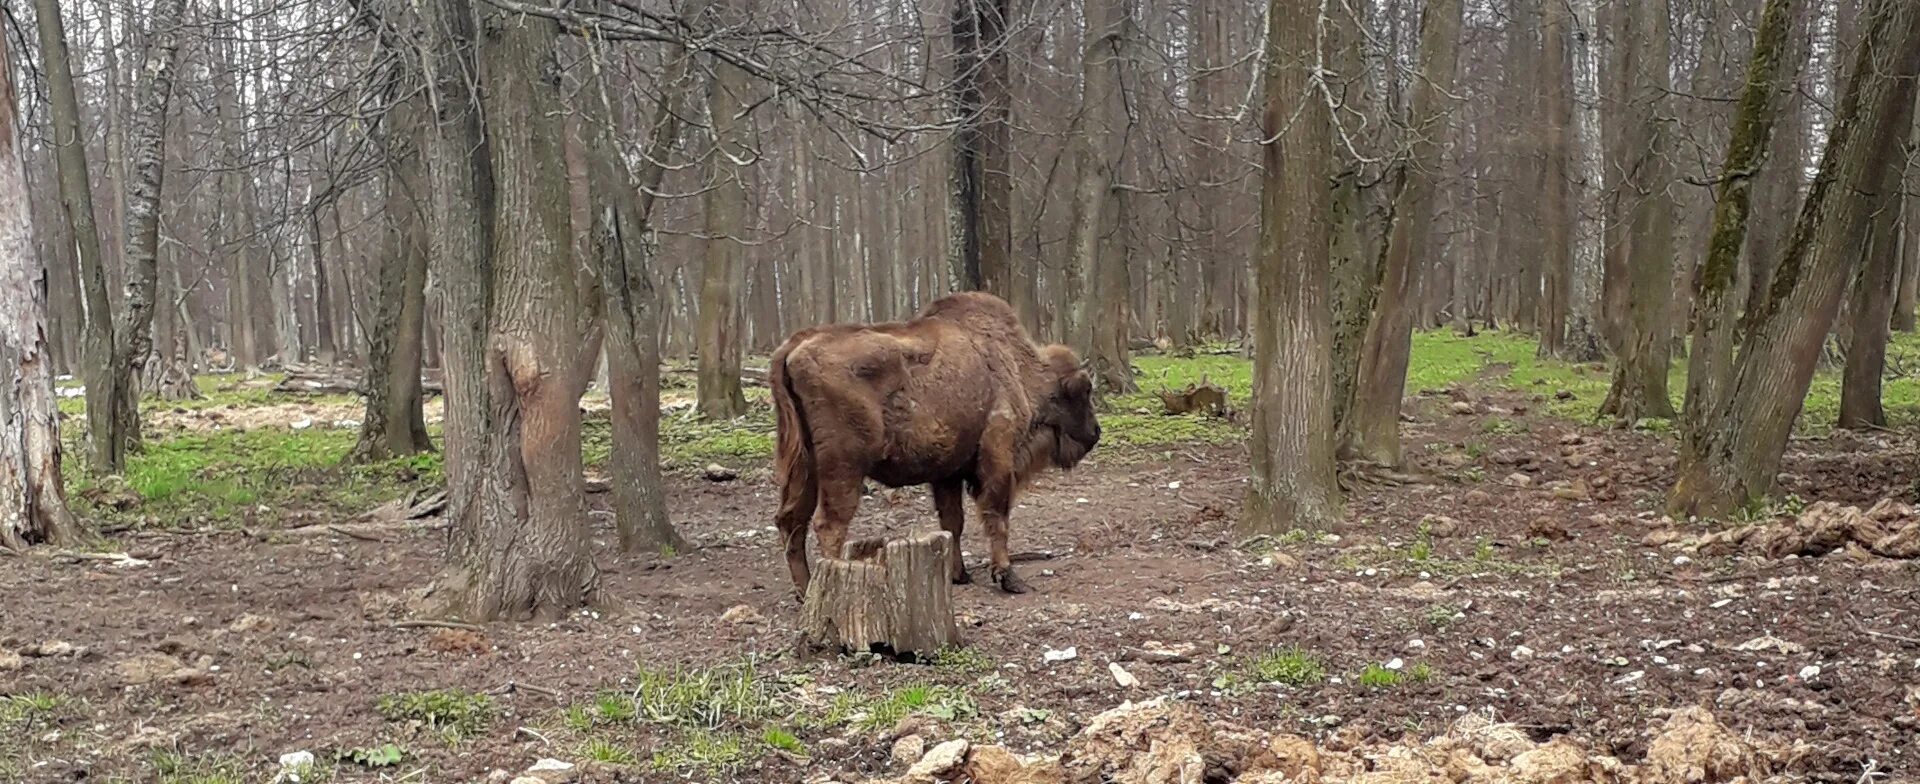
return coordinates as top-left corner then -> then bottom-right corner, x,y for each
0,30 -> 87,549
1065,0 -> 1134,394
1328,0 -> 1380,426
695,47 -> 751,420
104,0 -> 190,474
1837,115 -> 1915,429
1342,0 -> 1463,466
438,0 -> 599,620
1562,0 -> 1607,360
31,0 -> 118,475
583,6 -> 702,554
350,94 -> 433,463
1244,0 -> 1341,534
1599,0 -> 1678,423
948,0 -> 1015,312
1536,0 -> 1572,356
309,205 -> 339,363
1676,0 -> 1800,471
1671,0 -> 1920,518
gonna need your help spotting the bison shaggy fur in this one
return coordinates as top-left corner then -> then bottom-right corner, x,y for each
769,292 -> 1101,594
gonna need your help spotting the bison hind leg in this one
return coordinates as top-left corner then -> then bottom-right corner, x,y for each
932,478 -> 969,584
775,477 -> 819,596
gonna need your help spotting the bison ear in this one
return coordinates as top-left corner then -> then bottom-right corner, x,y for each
1061,370 -> 1093,399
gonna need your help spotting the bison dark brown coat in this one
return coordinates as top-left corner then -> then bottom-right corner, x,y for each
770,292 -> 1102,594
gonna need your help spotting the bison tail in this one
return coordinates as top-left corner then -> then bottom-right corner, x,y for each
769,340 -> 814,498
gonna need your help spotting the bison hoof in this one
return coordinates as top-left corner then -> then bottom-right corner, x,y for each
951,568 -> 973,585
993,567 -> 1030,594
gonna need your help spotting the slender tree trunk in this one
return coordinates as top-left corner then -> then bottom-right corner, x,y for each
350,94 -> 434,463
104,0 -> 190,474
310,205 -> 339,363
1599,0 -> 1678,423
695,46 -> 751,420
1562,0 -> 1606,360
583,6 -> 703,554
0,29 -> 87,549
1537,0 -> 1572,356
1676,0 -> 1800,469
1342,0 -> 1463,466
1671,0 -> 1920,518
31,0 -> 118,474
1837,114 -> 1915,429
1244,0 -> 1341,534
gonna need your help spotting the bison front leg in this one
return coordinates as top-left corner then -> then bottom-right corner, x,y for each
811,472 -> 864,565
973,424 -> 1029,594
933,479 -> 970,584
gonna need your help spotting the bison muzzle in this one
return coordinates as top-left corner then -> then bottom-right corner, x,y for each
769,292 -> 1101,595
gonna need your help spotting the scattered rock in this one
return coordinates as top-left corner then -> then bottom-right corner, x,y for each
907,740 -> 970,780
961,745 -> 1066,784
1134,641 -> 1196,664
1108,662 -> 1139,688
1453,713 -> 1535,762
720,604 -> 764,625
228,614 -> 274,633
1450,402 -> 1477,415
1463,489 -> 1493,506
0,650 -> 22,671
703,463 -> 739,482
1642,529 -> 1682,547
1436,452 -> 1472,469
1263,736 -> 1322,780
31,640 -> 76,658
1503,473 -> 1533,488
428,628 -> 489,655
1549,480 -> 1590,502
117,653 -> 187,686
1509,738 -> 1611,784
891,735 -> 927,768
1527,517 -> 1571,542
1555,389 -> 1575,400
1042,647 -> 1078,663
1732,635 -> 1805,655
520,758 -> 578,784
1261,553 -> 1302,571
1421,515 -> 1460,538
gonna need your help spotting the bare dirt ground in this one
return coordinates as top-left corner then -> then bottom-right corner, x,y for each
4,382 -> 1919,783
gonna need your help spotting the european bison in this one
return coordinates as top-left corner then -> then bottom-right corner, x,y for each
769,292 -> 1102,594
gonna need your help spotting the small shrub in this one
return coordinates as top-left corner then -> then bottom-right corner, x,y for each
650,730 -> 749,776
580,738 -> 637,765
339,744 -> 404,769
762,727 -> 806,756
1357,663 -> 1404,688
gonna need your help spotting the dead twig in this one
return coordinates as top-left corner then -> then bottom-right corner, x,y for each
501,681 -> 563,698
327,525 -> 391,543
389,620 -> 483,633
1853,621 -> 1920,647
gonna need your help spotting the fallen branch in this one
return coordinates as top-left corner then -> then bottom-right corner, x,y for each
327,525 -> 392,543
390,620 -> 484,633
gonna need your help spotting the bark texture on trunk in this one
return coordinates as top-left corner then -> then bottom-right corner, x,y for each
1065,0 -> 1135,393
1837,113 -> 1916,429
104,0 -> 190,474
1244,0 -> 1341,534
0,29 -> 87,549
351,94 -> 434,462
695,50 -> 751,420
948,0 -> 1014,308
1536,0 -> 1572,357
1671,0 -> 1920,518
1676,0 -> 1801,471
1598,0 -> 1678,423
31,0 -> 117,475
584,11 -> 702,554
1562,0 -> 1606,361
1341,0 -> 1463,466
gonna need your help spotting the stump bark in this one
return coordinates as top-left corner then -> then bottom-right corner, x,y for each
800,530 -> 959,660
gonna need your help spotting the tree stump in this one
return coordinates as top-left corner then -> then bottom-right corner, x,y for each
800,530 -> 959,661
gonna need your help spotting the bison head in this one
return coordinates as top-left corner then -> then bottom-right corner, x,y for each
1035,345 -> 1101,469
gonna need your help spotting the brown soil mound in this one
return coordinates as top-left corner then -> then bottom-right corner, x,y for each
1694,499 -> 1920,559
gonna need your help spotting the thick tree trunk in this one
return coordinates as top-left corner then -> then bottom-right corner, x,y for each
1561,0 -> 1606,360
584,11 -> 701,554
438,2 -> 599,621
1065,0 -> 1133,392
350,95 -> 434,463
948,0 -> 1015,311
1676,0 -> 1800,470
1670,0 -> 1920,518
0,31 -> 86,549
695,52 -> 751,420
1342,0 -> 1463,466
31,0 -> 118,475
1599,0 -> 1678,423
1328,0 -> 1379,427
104,0 -> 190,474
1837,117 -> 1915,429
1244,0 -> 1341,534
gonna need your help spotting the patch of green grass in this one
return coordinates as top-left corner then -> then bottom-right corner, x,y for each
650,730 -> 750,777
1424,604 -> 1462,630
927,646 -> 995,674
761,727 -> 806,756
1245,646 -> 1327,687
650,409 -> 777,469
1357,663 -> 1405,688
812,683 -> 978,733
1,692 -> 74,727
631,660 -> 778,729
151,749 -> 247,784
338,744 -> 404,769
1409,662 -> 1435,682
376,689 -> 493,742
579,738 -> 638,765
594,690 -> 639,724
64,426 -> 441,527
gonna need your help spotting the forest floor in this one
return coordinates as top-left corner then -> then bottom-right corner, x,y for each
4,331 -> 1920,784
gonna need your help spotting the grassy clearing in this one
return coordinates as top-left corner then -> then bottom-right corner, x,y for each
548,659 -> 985,777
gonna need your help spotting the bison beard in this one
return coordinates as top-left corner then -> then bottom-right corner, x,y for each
770,292 -> 1101,595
